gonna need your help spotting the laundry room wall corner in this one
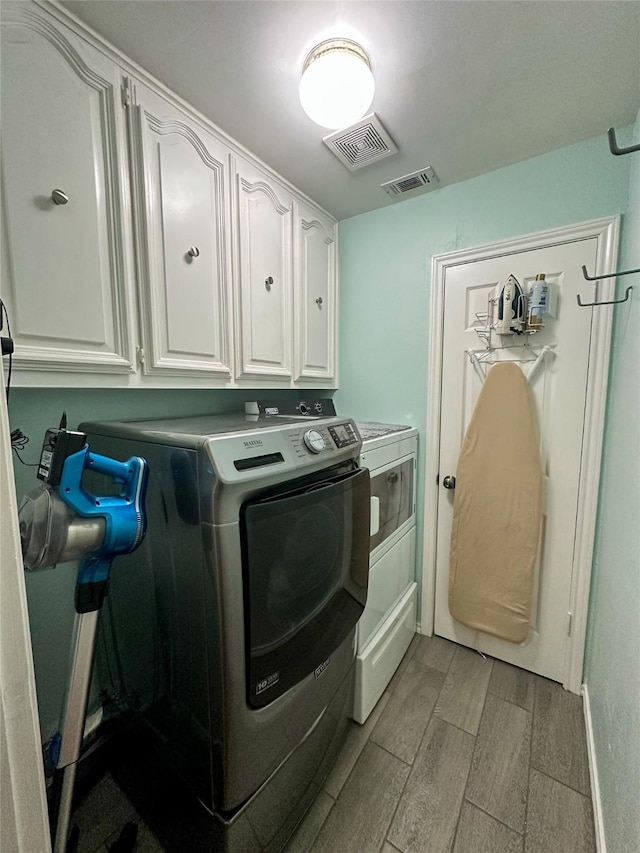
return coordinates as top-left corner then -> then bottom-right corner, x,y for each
335,130 -> 632,630
583,107 -> 640,853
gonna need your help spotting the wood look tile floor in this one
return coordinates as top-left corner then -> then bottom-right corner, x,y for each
287,635 -> 596,853
71,636 -> 596,853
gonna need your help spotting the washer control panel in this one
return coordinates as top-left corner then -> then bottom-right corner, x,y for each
285,419 -> 361,461
328,422 -> 359,449
303,429 -> 326,454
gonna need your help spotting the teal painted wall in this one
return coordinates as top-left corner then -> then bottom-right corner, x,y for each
335,131 -> 632,629
8,387 -> 325,741
584,110 -> 640,853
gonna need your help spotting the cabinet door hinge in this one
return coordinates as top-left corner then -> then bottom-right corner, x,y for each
136,346 -> 145,365
567,612 -> 573,636
121,80 -> 131,109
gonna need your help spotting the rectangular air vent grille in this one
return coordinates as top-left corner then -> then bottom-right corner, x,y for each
381,167 -> 439,196
323,113 -> 398,172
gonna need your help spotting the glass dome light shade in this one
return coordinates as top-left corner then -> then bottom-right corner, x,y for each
299,39 -> 374,130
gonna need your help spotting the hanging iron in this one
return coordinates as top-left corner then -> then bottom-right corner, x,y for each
493,274 -> 525,335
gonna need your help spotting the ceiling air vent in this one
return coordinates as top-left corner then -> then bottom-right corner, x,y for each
323,113 -> 398,172
381,166 -> 439,197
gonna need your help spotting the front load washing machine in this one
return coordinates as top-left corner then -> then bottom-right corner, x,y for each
80,409 -> 370,851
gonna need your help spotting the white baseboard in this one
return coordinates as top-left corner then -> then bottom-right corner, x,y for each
582,683 -> 606,853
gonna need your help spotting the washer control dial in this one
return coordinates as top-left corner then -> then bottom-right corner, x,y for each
303,429 -> 325,454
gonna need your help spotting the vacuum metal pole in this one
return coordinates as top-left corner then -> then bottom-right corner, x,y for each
52,609 -> 100,853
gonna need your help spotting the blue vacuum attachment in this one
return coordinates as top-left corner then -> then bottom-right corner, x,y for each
58,445 -> 148,612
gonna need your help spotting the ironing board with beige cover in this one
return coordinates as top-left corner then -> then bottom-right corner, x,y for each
449,361 -> 543,643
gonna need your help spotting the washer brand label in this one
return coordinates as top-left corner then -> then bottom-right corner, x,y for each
265,406 -> 279,415
314,657 -> 331,679
244,439 -> 264,448
256,671 -> 280,694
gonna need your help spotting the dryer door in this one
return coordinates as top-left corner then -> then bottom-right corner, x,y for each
370,457 -> 414,555
240,466 -> 370,707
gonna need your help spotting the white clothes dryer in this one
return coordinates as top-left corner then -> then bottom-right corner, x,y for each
354,423 -> 419,723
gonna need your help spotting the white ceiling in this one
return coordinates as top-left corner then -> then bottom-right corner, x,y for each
61,0 -> 640,221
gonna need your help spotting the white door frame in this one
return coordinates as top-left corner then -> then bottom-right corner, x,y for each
421,216 -> 620,693
0,357 -> 52,853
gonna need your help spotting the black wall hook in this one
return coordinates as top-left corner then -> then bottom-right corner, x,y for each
576,286 -> 633,307
582,264 -> 640,282
607,127 -> 640,156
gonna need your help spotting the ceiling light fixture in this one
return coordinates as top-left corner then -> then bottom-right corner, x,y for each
299,38 -> 375,130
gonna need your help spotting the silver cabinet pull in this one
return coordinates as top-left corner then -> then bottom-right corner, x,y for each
315,297 -> 323,306
265,276 -> 273,291
51,189 -> 68,205
187,246 -> 200,258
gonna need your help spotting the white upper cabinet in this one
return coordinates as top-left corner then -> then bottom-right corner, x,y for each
1,2 -> 338,389
233,157 -> 293,381
294,202 -> 337,383
0,4 -> 134,375
127,79 -> 232,379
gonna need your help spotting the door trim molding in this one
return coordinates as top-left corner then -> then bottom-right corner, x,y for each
582,683 -> 607,853
421,215 -> 620,692
0,357 -> 52,852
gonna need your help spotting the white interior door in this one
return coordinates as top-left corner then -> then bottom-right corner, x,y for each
433,232 -> 614,685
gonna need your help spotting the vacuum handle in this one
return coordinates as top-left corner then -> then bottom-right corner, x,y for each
86,451 -> 138,487
58,448 -> 149,569
60,448 -> 146,515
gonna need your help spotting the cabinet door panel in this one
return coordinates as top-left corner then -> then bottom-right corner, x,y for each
294,205 -> 336,382
235,162 -> 292,378
0,7 -> 133,373
131,85 -> 231,376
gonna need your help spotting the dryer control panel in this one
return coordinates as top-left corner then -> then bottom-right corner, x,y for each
328,422 -> 359,449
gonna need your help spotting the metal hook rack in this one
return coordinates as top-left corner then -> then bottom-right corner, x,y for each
577,264 -> 637,307
472,291 -> 544,350
581,264 -> 640,282
607,127 -> 640,157
466,344 -> 556,385
577,287 -> 633,308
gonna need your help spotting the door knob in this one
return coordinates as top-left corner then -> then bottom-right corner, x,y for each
443,475 -> 456,489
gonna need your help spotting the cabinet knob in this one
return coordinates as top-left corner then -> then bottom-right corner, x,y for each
51,189 -> 68,205
315,297 -> 323,307
265,276 -> 273,291
187,246 -> 200,259
443,475 -> 456,490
